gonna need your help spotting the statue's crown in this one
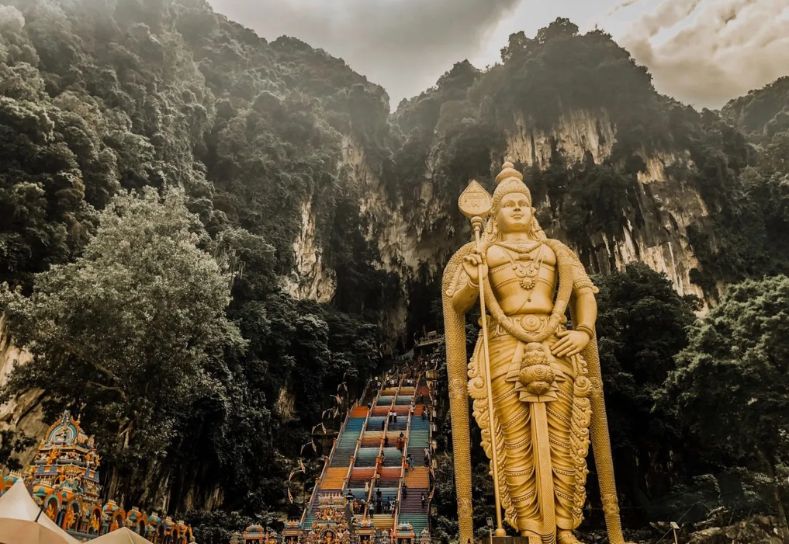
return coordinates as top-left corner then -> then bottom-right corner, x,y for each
493,160 -> 531,210
495,161 -> 523,184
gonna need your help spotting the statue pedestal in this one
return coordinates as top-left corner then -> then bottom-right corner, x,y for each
491,536 -> 542,544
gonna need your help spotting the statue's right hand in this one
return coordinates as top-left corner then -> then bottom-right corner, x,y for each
462,250 -> 488,285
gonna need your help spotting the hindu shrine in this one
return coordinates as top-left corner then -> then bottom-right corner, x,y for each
0,410 -> 194,543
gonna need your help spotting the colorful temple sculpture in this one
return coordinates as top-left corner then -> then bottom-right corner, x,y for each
260,354 -> 436,544
0,410 -> 194,543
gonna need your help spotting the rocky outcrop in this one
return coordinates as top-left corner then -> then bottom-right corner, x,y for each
0,315 -> 30,383
506,110 -> 709,303
282,200 -> 337,303
0,316 -> 45,468
506,110 -> 616,168
320,109 -> 714,322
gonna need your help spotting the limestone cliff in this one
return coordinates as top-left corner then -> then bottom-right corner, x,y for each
331,105 -> 714,319
0,317 -> 44,469
505,111 -> 707,301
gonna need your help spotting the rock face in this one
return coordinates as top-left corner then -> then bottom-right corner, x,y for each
503,110 -> 707,302
282,200 -> 337,303
0,318 -> 45,469
327,108 -> 713,324
0,315 -> 29,383
506,110 -> 616,168
367,111 -> 716,312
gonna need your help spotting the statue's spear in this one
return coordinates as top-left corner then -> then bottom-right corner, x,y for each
577,328 -> 628,544
458,180 -> 507,537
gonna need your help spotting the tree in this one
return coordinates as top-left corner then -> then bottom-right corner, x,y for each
594,264 -> 699,522
661,275 -> 789,534
536,17 -> 579,44
0,188 -> 245,503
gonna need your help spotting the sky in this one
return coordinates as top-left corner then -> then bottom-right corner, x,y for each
206,0 -> 789,109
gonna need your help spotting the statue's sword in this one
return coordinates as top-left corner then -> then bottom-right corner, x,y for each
531,398 -> 557,544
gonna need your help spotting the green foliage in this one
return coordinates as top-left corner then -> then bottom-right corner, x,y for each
650,275 -> 789,528
0,188 -> 245,502
530,154 -> 639,248
663,275 -> 788,479
722,76 -> 789,139
0,0 -> 391,520
0,428 -> 36,471
593,264 -> 699,523
487,20 -> 657,135
186,509 -> 271,544
430,447 -> 496,542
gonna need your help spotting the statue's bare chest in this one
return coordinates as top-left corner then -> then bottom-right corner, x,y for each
487,242 -> 557,295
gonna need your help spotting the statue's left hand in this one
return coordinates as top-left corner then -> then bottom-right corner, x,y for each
551,330 -> 591,357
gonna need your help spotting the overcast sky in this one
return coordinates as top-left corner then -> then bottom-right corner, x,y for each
206,0 -> 789,109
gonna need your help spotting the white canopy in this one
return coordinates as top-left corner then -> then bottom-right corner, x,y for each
88,527 -> 153,543
0,480 -> 79,544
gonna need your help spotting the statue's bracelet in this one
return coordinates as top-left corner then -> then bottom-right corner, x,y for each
574,324 -> 594,338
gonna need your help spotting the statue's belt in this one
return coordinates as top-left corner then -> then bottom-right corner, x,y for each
481,313 -> 560,338
475,315 -> 575,385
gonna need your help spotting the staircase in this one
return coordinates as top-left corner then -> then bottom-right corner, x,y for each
299,370 -> 434,539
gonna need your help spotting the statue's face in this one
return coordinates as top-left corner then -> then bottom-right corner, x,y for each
496,193 -> 532,233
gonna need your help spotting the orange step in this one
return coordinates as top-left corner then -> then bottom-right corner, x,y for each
362,435 -> 383,447
379,467 -> 400,480
405,467 -> 429,488
350,467 -> 376,480
350,406 -> 369,417
321,467 -> 348,489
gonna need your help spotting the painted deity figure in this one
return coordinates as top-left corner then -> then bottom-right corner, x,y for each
443,163 -> 624,544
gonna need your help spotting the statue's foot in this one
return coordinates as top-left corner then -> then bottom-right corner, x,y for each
557,530 -> 583,544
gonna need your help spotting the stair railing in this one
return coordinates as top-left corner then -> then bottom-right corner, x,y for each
421,373 -> 433,534
393,371 -> 419,529
300,409 -> 351,526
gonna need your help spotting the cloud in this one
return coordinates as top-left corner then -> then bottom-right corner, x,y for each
622,0 -> 789,108
207,0 -> 519,106
208,0 -> 788,110
607,0 -> 646,17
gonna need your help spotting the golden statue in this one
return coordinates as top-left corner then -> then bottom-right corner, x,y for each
442,162 -> 626,544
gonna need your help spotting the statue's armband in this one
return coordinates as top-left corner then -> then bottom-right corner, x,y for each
573,275 -> 599,295
564,245 -> 598,295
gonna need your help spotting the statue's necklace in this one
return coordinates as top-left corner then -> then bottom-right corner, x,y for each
498,242 -> 544,301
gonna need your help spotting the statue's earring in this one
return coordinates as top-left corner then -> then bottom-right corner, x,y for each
489,219 -> 499,239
